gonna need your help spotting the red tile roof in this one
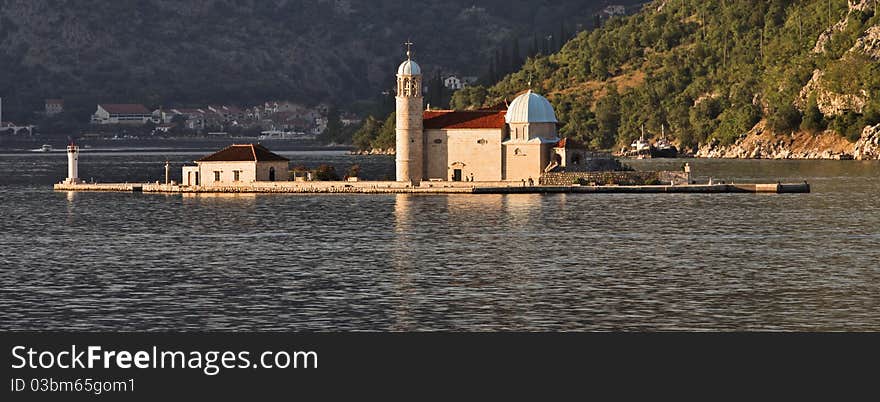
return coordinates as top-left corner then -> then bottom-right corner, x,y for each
423,110 -> 507,129
197,144 -> 289,162
554,138 -> 585,148
100,104 -> 151,114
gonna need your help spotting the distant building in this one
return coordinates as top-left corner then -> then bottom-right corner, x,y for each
0,121 -> 35,135
246,106 -> 262,121
181,144 -> 289,186
171,108 -> 209,130
444,76 -> 464,90
602,5 -> 626,17
91,104 -> 152,125
208,105 -> 246,124
45,99 -> 64,116
340,113 -> 362,126
152,108 -> 177,124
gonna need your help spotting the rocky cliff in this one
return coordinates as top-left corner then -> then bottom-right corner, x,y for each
697,121 -> 880,160
853,124 -> 880,159
485,0 -> 880,159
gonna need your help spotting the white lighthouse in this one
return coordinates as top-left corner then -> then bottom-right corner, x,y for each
65,144 -> 82,184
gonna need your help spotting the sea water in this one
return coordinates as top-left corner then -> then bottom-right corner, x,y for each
1,151 -> 878,330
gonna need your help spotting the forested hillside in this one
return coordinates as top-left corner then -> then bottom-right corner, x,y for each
0,0 -> 639,121
458,0 -> 880,152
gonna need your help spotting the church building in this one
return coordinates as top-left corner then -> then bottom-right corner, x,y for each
395,46 -> 581,184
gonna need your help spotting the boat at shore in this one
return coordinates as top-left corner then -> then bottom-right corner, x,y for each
620,125 -> 679,158
650,125 -> 678,158
30,144 -> 53,152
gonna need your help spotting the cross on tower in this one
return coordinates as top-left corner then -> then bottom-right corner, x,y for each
404,40 -> 414,59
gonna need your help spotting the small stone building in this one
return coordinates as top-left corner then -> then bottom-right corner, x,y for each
182,144 -> 289,186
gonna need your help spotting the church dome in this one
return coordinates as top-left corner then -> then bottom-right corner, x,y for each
505,90 -> 558,124
397,59 -> 421,76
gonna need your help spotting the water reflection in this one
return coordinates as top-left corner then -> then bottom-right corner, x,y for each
391,194 -> 416,330
65,191 -> 77,223
1,153 -> 880,331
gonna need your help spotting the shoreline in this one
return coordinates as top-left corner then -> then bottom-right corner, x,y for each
53,181 -> 811,194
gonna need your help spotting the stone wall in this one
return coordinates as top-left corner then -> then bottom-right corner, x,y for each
540,171 -> 689,186
566,157 -> 628,172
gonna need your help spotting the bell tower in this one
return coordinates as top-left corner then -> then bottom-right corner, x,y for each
395,41 -> 424,184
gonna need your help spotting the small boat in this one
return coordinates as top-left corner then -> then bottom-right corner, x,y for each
30,144 -> 53,152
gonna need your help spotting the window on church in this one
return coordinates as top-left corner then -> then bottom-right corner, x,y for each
477,139 -> 487,145
433,139 -> 443,144
514,148 -> 523,156
214,171 -> 221,182
233,170 -> 240,181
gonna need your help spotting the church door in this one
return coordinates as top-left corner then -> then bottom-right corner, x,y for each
269,167 -> 276,181
452,169 -> 462,181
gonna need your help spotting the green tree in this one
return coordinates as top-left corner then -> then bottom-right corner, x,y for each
767,104 -> 802,134
313,164 -> 340,181
594,86 -> 621,149
318,106 -> 344,144
352,115 -> 381,151
450,86 -> 488,110
713,103 -> 760,144
370,112 -> 396,151
800,94 -> 826,133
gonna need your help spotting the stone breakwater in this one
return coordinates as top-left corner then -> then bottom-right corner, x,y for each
54,181 -> 809,194
696,122 -> 880,160
540,171 -> 689,186
349,148 -> 395,155
55,176 -> 810,195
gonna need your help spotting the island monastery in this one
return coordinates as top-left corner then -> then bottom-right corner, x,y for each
175,45 -> 588,187
394,46 -> 585,184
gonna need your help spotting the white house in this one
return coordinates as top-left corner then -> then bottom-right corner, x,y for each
181,144 -> 289,186
91,104 -> 152,125
444,76 -> 464,90
603,5 -> 626,17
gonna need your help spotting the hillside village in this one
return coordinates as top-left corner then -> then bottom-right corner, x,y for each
0,72 -> 487,141
0,98 -> 361,140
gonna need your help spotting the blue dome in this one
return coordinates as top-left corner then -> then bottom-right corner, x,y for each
397,59 -> 421,76
505,90 -> 558,124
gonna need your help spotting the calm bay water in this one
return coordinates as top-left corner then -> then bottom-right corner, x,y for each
1,150 -> 878,331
